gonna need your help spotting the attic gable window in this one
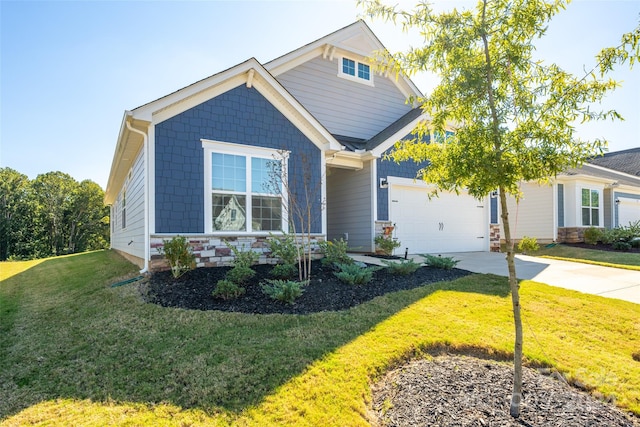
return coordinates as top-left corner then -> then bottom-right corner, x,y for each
339,57 -> 373,86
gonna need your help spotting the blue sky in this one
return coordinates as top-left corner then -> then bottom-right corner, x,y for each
1,0 -> 638,189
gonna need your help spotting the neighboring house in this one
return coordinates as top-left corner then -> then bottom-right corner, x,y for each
105,20 -> 494,271
499,148 -> 640,244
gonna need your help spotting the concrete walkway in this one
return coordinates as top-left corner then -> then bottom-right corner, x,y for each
350,252 -> 640,304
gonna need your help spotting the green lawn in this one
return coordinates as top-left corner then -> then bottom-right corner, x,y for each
1,250 -> 639,426
533,243 -> 640,271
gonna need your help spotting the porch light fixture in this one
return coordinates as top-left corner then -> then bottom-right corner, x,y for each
615,198 -> 620,205
380,177 -> 388,188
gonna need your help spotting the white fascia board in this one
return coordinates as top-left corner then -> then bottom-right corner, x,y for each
104,114 -> 147,205
370,113 -> 430,157
139,59 -> 259,123
128,57 -> 339,153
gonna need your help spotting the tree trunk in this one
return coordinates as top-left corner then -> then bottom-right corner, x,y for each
499,188 -> 523,417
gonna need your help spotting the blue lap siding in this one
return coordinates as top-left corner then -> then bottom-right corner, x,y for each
154,85 -> 322,233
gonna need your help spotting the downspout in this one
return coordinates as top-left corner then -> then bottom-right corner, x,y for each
125,112 -> 150,273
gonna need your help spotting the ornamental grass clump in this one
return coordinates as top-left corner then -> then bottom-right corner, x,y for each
421,254 -> 460,270
334,263 -> 380,285
382,259 -> 421,276
157,235 -> 196,279
261,279 -> 306,304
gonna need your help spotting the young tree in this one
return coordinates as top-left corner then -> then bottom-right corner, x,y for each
361,0 -> 638,418
266,151 -> 324,281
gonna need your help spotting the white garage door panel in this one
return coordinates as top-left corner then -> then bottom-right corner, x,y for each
618,197 -> 640,227
389,185 -> 487,254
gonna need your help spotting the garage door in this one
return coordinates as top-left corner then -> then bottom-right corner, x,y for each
389,185 -> 488,254
617,197 -> 640,227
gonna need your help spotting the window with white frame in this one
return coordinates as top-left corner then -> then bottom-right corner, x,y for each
204,141 -> 286,233
339,57 -> 372,84
581,188 -> 600,226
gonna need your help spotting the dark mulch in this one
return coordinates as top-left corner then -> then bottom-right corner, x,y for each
561,242 -> 640,253
145,262 -> 471,314
372,355 -> 640,427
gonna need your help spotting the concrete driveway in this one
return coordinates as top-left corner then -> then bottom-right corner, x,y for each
352,252 -> 640,304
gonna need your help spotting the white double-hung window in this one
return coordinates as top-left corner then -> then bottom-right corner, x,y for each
581,188 -> 600,226
203,140 -> 287,233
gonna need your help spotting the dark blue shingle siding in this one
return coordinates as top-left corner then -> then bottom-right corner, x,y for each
154,85 -> 322,233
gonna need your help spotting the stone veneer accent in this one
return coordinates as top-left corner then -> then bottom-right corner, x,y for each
556,227 -> 602,243
489,224 -> 501,252
149,234 -> 325,272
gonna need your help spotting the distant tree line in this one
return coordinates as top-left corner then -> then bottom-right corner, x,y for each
0,168 -> 110,261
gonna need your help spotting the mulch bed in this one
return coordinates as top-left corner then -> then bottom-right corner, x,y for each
144,262 -> 471,314
371,355 -> 640,427
144,262 -> 639,425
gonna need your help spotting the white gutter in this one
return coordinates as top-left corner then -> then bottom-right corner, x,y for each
125,112 -> 150,274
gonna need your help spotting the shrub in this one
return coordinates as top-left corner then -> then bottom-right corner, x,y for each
270,263 -> 298,279
268,232 -> 298,265
382,259 -> 421,276
517,236 -> 540,253
157,235 -> 196,279
227,242 -> 260,268
261,279 -> 306,304
421,254 -> 460,270
212,279 -> 246,300
319,238 -> 353,267
612,241 -> 632,251
225,265 -> 256,285
374,235 -> 401,256
583,227 -> 602,245
333,263 -> 380,285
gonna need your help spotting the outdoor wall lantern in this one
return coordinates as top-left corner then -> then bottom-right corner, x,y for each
379,177 -> 388,189
615,198 -> 621,205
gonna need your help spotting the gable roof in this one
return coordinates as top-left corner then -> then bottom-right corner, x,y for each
265,20 -> 423,101
105,58 -> 343,204
588,147 -> 640,177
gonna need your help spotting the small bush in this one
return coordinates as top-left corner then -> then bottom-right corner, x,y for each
212,279 -> 245,300
268,232 -> 298,265
517,236 -> 540,253
421,254 -> 460,270
225,265 -> 256,285
612,241 -> 632,251
261,279 -> 306,304
157,235 -> 196,279
319,238 -> 352,267
583,227 -> 602,245
227,242 -> 260,268
382,259 -> 421,276
270,263 -> 298,279
333,263 -> 380,285
374,235 -> 401,256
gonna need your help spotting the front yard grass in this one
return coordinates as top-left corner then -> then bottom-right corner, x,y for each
534,244 -> 640,271
1,250 -> 639,426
